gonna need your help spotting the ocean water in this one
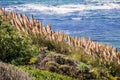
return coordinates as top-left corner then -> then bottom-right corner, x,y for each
0,0 -> 120,50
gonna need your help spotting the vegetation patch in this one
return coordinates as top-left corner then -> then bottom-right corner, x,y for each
0,17 -> 39,65
20,66 -> 73,80
0,13 -> 120,80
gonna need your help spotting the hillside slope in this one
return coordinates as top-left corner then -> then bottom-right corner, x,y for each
0,8 -> 120,79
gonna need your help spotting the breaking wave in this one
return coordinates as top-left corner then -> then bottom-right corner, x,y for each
6,2 -> 120,14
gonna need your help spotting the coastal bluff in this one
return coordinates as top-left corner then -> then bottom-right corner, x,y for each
0,8 -> 120,65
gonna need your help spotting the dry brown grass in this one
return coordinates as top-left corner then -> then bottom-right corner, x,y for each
0,61 -> 35,80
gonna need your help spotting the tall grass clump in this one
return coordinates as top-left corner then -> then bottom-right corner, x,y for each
31,34 -> 72,55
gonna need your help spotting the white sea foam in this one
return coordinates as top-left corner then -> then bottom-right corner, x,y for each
59,30 -> 85,35
85,0 -> 120,3
6,3 -> 120,14
72,17 -> 82,20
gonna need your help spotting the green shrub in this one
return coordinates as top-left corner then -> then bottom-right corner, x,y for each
20,66 -> 73,80
0,17 -> 39,65
29,56 -> 38,64
90,67 -> 109,79
107,63 -> 120,78
78,62 -> 90,72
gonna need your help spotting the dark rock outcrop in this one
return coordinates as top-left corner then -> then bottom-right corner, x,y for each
34,53 -> 93,79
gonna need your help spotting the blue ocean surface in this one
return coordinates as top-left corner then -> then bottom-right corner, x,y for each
0,0 -> 120,50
